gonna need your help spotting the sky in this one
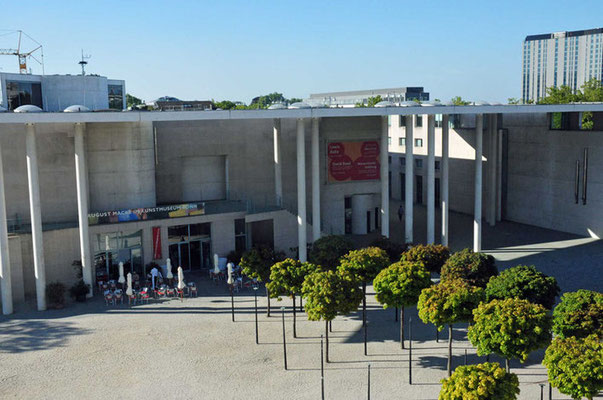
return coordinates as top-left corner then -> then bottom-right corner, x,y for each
1,1 -> 602,104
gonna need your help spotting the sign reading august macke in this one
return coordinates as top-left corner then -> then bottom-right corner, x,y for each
88,203 -> 205,225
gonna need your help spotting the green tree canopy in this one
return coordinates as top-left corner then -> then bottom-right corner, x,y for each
468,298 -> 552,363
418,279 -> 486,330
309,235 -> 355,270
267,259 -> 318,299
214,100 -> 238,110
552,289 -> 603,339
543,334 -> 603,400
126,93 -> 143,108
374,261 -> 431,309
301,269 -> 363,322
338,247 -> 390,283
451,96 -> 471,106
369,236 -> 407,263
507,97 -> 521,105
240,246 -> 285,282
401,244 -> 450,274
485,265 -> 560,309
539,78 -> 603,105
355,95 -> 383,108
441,249 -> 498,288
439,362 -> 520,400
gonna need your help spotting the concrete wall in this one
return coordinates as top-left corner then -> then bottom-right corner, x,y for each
42,75 -> 110,112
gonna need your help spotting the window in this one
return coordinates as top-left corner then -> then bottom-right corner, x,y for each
235,219 -> 246,253
415,116 -> 423,127
550,112 -> 569,130
388,136 -> 392,145
388,155 -> 391,164
435,114 -> 443,128
435,161 -> 441,170
6,81 -> 43,110
414,138 -> 423,147
399,115 -> 406,127
399,137 -> 406,146
415,159 -> 423,168
108,84 -> 124,110
399,157 -> 406,166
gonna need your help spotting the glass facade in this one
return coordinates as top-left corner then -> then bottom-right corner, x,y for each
93,230 -> 143,282
168,223 -> 211,270
6,81 -> 43,110
108,84 -> 124,110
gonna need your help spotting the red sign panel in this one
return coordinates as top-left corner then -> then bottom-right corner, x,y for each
327,141 -> 380,182
152,227 -> 162,260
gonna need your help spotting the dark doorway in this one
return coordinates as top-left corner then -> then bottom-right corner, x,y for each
366,211 -> 371,234
374,207 -> 379,230
344,197 -> 352,234
400,173 -> 405,201
415,175 -> 423,204
435,177 -> 441,207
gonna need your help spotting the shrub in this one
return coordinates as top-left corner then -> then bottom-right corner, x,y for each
485,265 -> 560,309
267,259 -> 318,299
240,248 -> 270,282
309,235 -> 355,270
69,280 -> 90,300
369,236 -> 407,262
468,298 -> 552,364
302,269 -> 363,322
543,334 -> 603,400
439,362 -> 520,400
401,244 -> 450,274
338,247 -> 390,283
552,289 -> 603,339
46,282 -> 66,308
441,248 -> 497,287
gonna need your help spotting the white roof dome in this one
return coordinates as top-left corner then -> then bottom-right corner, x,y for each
473,101 -> 490,106
268,103 -> 287,110
64,105 -> 91,113
421,101 -> 442,107
288,102 -> 311,109
400,101 -> 421,107
14,104 -> 43,113
375,100 -> 395,107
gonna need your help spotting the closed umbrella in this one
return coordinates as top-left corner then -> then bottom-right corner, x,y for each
166,258 -> 174,280
126,273 -> 133,296
118,262 -> 125,285
177,267 -> 186,301
213,253 -> 220,276
227,262 -> 234,285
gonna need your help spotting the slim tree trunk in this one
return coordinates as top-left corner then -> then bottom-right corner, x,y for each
299,296 -> 303,312
292,296 -> 297,338
505,358 -> 510,372
362,282 -> 367,327
447,325 -> 453,377
266,287 -> 271,317
325,320 -> 329,363
400,306 -> 405,349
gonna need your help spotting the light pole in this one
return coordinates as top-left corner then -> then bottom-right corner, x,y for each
253,280 -> 259,344
227,272 -> 234,322
281,306 -> 287,370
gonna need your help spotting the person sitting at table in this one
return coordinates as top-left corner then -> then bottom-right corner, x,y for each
150,266 -> 162,289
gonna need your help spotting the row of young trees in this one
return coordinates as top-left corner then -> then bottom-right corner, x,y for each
237,236 -> 602,399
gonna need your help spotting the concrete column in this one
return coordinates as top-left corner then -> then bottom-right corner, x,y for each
473,115 -> 483,252
311,118 -> 321,242
405,115 -> 414,244
441,115 -> 450,247
380,116 -> 389,238
273,119 -> 283,206
296,118 -> 307,262
488,115 -> 497,227
496,127 -> 503,222
25,123 -> 46,311
426,115 -> 435,244
74,123 -> 93,297
0,133 -> 13,315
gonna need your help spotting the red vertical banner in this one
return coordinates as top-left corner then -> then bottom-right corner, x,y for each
152,227 -> 162,260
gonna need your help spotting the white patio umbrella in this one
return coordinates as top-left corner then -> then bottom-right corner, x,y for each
118,262 -> 126,284
213,253 -> 220,275
126,273 -> 133,296
166,258 -> 174,280
177,267 -> 186,289
227,262 -> 234,285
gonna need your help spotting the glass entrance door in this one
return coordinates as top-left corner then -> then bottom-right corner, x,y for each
190,240 -> 201,270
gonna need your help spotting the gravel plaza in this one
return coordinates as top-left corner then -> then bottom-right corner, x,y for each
1,209 -> 601,400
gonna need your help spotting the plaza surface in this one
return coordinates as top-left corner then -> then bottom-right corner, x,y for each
1,209 -> 602,399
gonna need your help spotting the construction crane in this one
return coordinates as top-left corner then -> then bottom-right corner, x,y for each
0,30 -> 44,74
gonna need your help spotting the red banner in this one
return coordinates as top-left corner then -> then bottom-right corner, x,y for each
152,227 -> 162,260
328,141 -> 380,182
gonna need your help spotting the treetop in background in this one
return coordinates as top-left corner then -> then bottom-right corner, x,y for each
441,249 -> 497,288
301,269 -> 363,322
539,78 -> 603,104
267,259 -> 318,300
309,235 -> 355,270
401,244 -> 450,274
369,236 -> 407,262
485,265 -> 560,309
337,247 -> 390,283
373,261 -> 431,309
552,289 -> 603,339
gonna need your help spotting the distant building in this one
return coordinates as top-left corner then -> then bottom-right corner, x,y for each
151,96 -> 214,111
307,87 -> 429,107
523,28 -> 603,103
0,72 -> 126,111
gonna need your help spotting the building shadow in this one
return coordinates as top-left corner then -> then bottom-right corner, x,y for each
0,320 -> 91,353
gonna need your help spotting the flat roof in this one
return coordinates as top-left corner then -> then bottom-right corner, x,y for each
1,103 -> 603,124
525,27 -> 603,41
309,87 -> 425,98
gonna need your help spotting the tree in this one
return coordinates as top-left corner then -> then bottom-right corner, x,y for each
552,289 -> 603,339
539,85 -> 577,104
338,247 -> 390,330
302,269 -> 363,362
126,93 -> 143,108
418,279 -> 486,376
439,362 -> 520,400
369,236 -> 407,263
355,95 -> 382,108
309,235 -> 355,270
214,100 -> 237,110
374,261 -> 431,349
401,244 -> 450,275
451,96 -> 470,106
544,334 -> 603,400
507,97 -> 521,105
468,298 -> 552,371
580,78 -> 603,102
240,247 -> 285,316
441,249 -> 497,288
267,259 -> 318,337
485,265 -> 560,309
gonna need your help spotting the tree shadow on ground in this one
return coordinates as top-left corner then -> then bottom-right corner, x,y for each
0,320 -> 91,353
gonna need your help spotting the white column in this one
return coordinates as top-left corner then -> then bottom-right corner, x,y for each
311,118 -> 321,242
273,119 -> 283,206
25,123 -> 46,311
405,115 -> 414,244
74,123 -> 93,297
296,118 -> 307,262
473,115 -> 483,252
496,127 -> 503,222
0,134 -> 13,315
426,115 -> 435,244
441,114 -> 450,247
380,116 -> 389,238
488,115 -> 497,227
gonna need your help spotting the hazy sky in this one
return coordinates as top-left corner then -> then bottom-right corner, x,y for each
2,1 -> 602,103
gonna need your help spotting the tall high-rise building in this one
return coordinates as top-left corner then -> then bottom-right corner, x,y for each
522,28 -> 603,103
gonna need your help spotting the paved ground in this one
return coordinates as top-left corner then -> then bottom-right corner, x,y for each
1,209 -> 602,399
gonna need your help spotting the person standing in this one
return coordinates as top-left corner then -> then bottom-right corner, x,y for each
151,266 -> 159,289
398,204 -> 404,222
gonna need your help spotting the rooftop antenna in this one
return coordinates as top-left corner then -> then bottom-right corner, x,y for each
79,49 -> 91,75
0,30 -> 44,74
